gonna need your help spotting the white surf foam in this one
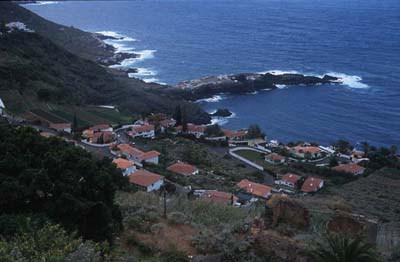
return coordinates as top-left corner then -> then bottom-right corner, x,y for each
259,70 -> 300,75
210,117 -> 229,126
195,95 -> 225,103
141,78 -> 166,85
276,84 -> 287,89
325,72 -> 369,89
97,31 -> 123,38
262,88 -> 273,91
25,1 -> 58,5
246,91 -> 258,95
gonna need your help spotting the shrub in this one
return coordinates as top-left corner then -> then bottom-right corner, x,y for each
150,223 -> 166,233
168,212 -> 187,225
127,217 -> 149,233
163,245 -> 189,262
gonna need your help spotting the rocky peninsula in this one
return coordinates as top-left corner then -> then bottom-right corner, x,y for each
172,72 -> 340,101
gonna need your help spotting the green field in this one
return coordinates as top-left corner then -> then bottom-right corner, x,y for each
235,149 -> 265,162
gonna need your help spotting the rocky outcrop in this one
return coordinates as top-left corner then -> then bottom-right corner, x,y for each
172,72 -> 340,101
265,195 -> 310,230
98,52 -> 139,66
210,108 -> 232,117
327,211 -> 378,244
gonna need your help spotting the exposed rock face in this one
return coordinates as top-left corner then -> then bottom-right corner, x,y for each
253,231 -> 311,262
327,211 -> 378,244
266,195 -> 310,230
210,108 -> 232,117
172,72 -> 340,101
98,52 -> 139,66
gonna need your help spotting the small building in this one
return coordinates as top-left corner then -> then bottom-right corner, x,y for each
236,179 -> 272,199
332,163 -> 365,176
0,97 -> 5,115
290,145 -> 322,158
167,161 -> 199,176
114,144 -> 160,165
39,132 -> 55,138
301,177 -> 324,193
49,123 -> 72,133
265,153 -> 286,165
223,129 -> 247,141
275,173 -> 301,189
236,192 -> 253,206
112,158 -> 136,176
159,119 -> 176,132
90,131 -> 114,144
128,125 -> 155,139
201,190 -> 238,206
89,124 -> 113,132
176,124 -> 206,138
129,169 -> 164,192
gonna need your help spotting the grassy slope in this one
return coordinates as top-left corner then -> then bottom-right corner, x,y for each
0,1 -> 113,61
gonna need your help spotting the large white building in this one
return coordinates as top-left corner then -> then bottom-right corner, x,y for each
0,97 -> 5,115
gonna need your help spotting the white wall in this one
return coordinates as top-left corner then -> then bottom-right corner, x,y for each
147,179 -> 164,192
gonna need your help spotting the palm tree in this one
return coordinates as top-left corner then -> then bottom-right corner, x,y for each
312,233 -> 378,262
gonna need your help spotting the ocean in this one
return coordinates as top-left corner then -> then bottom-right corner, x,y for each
25,0 -> 400,148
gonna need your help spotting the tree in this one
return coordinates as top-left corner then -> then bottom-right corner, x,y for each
247,124 -> 264,139
361,141 -> 370,156
72,113 -> 78,134
97,132 -> 104,144
181,107 -> 188,132
390,144 -> 398,157
37,88 -> 51,102
204,124 -> 224,137
329,157 -> 339,167
334,139 -> 353,154
174,105 -> 182,126
312,233 -> 378,262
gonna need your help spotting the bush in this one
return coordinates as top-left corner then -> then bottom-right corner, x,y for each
163,245 -> 189,262
150,223 -> 166,233
168,212 -> 187,225
127,217 -> 149,233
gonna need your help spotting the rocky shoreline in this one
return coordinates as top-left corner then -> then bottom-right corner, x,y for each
172,72 -> 341,101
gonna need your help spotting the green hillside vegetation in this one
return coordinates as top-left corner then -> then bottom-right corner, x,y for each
0,124 -> 128,243
0,31 -> 209,124
0,1 -> 113,61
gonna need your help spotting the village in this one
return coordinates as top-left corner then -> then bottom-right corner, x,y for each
0,98 -> 375,209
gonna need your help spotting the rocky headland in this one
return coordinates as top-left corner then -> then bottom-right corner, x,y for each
172,72 -> 340,101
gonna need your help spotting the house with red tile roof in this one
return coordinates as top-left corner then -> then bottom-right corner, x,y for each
265,153 -> 286,165
114,144 -> 160,165
237,179 -> 272,199
159,119 -> 177,132
301,177 -> 324,193
128,124 -> 155,139
176,124 -> 206,138
129,170 -> 164,192
332,163 -> 365,176
40,132 -> 55,138
167,161 -> 199,176
112,158 -> 136,176
90,131 -> 114,144
275,173 -> 301,189
89,124 -> 113,132
290,145 -> 322,158
201,190 -> 238,206
223,129 -> 247,141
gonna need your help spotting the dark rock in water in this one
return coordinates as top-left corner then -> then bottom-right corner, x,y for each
99,52 -> 139,67
125,68 -> 139,74
171,72 -> 340,101
211,108 -> 232,117
95,33 -> 121,41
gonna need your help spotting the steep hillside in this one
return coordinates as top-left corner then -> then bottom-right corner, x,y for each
0,31 -> 210,123
0,1 -> 113,61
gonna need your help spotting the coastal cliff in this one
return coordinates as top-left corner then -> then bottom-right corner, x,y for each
172,72 -> 340,101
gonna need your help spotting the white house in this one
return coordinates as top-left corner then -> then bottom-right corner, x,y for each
115,144 -> 160,166
128,125 -> 155,139
167,161 -> 199,176
49,123 -> 72,133
112,158 -> 136,176
265,153 -> 286,165
129,169 -> 164,192
274,173 -> 301,189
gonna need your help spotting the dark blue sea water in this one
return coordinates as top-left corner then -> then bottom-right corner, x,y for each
25,0 -> 400,148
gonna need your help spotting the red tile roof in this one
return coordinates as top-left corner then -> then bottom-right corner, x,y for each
236,179 -> 272,198
160,119 -> 176,127
132,125 -> 154,133
89,124 -> 110,131
281,173 -> 301,184
201,190 -> 238,205
129,170 -> 163,187
40,132 -> 55,138
223,129 -> 247,139
167,162 -> 198,176
301,177 -> 324,193
117,144 -> 135,154
265,153 -> 285,161
141,150 -> 160,160
92,131 -> 114,143
113,158 -> 135,170
332,163 -> 365,174
293,146 -> 321,154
